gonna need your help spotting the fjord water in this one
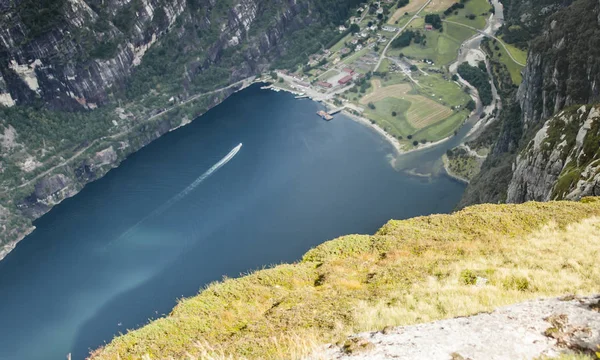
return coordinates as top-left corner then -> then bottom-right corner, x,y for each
0,85 -> 464,360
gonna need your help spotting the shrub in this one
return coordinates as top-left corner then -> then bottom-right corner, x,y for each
502,275 -> 531,291
459,269 -> 477,285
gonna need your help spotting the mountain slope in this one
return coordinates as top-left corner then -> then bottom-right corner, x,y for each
90,198 -> 600,359
0,0 -> 360,259
460,0 -> 600,206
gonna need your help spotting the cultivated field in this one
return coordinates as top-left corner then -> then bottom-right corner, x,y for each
425,0 -> 456,12
388,0 -> 429,24
360,80 -> 452,130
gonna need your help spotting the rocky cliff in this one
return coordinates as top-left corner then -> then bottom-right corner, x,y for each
0,0 -> 332,110
460,0 -> 600,206
0,0 -> 360,259
507,105 -> 600,202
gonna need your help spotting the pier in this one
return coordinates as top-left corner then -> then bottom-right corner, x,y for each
317,110 -> 334,121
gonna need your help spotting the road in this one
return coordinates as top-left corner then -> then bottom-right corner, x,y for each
374,0 -> 432,71
442,20 -> 526,66
7,77 -> 255,192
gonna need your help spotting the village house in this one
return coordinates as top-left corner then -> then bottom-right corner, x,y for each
338,74 -> 353,85
425,24 -> 434,31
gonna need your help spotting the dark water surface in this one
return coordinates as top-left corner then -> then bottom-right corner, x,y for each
0,85 -> 465,360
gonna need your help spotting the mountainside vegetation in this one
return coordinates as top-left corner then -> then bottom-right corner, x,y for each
459,0 -> 600,207
0,0 -> 363,255
91,198 -> 600,359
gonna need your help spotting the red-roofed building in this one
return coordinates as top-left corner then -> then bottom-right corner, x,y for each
425,24 -> 434,31
338,75 -> 353,85
342,67 -> 355,75
317,81 -> 333,88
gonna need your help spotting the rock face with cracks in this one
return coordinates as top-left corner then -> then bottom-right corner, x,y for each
318,295 -> 600,360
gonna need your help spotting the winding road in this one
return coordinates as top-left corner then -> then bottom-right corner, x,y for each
374,0 -> 433,71
442,20 -> 526,67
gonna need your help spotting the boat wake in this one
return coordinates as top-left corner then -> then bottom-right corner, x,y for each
116,143 -> 243,241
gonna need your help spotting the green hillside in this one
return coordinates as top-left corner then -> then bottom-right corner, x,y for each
91,198 -> 600,359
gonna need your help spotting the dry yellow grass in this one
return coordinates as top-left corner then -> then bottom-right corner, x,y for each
90,198 -> 600,360
360,80 -> 452,129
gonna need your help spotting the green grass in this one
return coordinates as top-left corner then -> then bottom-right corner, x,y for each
487,40 -> 525,84
377,58 -> 391,73
363,97 -> 415,138
342,48 -> 369,65
445,0 -> 491,30
330,33 -> 352,53
388,23 -> 475,66
413,110 -> 466,141
415,73 -> 472,108
91,199 -> 600,360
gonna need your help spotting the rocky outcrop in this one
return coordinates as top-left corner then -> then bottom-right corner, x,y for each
0,0 -> 327,110
507,105 -> 600,202
461,0 -> 600,206
318,295 -> 600,360
0,0 -> 187,109
518,0 -> 600,128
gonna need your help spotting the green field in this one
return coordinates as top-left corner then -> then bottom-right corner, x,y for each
413,110 -> 466,142
445,0 -> 492,30
377,58 -> 391,73
359,73 -> 470,145
363,97 -> 415,137
388,22 -> 475,66
416,73 -> 472,107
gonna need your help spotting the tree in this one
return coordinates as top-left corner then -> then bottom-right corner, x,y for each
413,140 -> 419,146
350,24 -> 360,34
424,14 -> 442,29
392,111 -> 397,117
466,100 -> 476,111
407,134 -> 413,139
368,102 -> 376,110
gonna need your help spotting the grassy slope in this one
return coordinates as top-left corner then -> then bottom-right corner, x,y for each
389,22 -> 476,66
92,198 -> 600,360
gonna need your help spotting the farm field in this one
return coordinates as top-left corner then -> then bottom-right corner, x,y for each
388,0 -> 430,24
357,78 -> 467,143
425,0 -> 457,12
388,22 -> 475,66
445,0 -> 492,29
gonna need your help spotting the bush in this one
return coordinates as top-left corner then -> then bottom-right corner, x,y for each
502,275 -> 531,291
391,111 -> 397,117
368,102 -> 376,110
412,140 -> 419,146
459,269 -> 477,285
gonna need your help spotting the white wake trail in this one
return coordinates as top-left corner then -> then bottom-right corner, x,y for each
117,143 -> 243,241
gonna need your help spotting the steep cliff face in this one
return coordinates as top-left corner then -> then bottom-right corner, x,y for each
507,104 -> 600,202
0,0 -> 360,258
0,0 -> 187,109
460,0 -> 600,206
0,0 -> 337,110
517,0 -> 600,127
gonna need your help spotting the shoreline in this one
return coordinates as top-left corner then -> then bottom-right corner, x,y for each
267,82 -> 456,157
0,77 -> 259,263
442,155 -> 470,184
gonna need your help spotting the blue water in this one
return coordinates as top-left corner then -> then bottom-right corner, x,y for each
0,85 -> 465,360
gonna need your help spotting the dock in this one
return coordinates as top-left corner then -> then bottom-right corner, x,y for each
328,108 -> 343,115
317,110 -> 334,121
